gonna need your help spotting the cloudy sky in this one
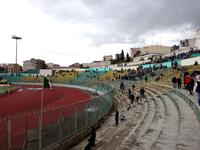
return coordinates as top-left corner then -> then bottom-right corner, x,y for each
0,0 -> 200,66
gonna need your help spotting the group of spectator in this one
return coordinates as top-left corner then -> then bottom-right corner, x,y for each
122,67 -> 157,81
171,70 -> 200,108
117,82 -> 146,126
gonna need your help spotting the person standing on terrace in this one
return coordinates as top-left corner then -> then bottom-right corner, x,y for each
177,75 -> 182,89
185,74 -> 193,95
172,76 -> 177,88
193,75 -> 200,108
115,109 -> 119,126
120,81 -> 125,94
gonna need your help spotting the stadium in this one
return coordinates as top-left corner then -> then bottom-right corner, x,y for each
1,1 -> 200,150
1,48 -> 200,149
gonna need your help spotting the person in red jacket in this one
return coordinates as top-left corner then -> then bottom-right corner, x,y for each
184,75 -> 193,95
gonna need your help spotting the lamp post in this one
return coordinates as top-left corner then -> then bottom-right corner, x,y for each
12,35 -> 22,75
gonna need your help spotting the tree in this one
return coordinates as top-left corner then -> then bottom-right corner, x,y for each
112,54 -> 121,64
111,59 -> 117,64
126,52 -> 131,62
121,49 -> 125,62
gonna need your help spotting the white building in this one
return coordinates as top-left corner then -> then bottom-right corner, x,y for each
82,61 -> 111,68
103,55 -> 113,61
39,69 -> 53,77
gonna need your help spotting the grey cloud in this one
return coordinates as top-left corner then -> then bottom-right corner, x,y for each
33,0 -> 200,45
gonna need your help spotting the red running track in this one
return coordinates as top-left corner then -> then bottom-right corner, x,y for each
0,85 -> 91,150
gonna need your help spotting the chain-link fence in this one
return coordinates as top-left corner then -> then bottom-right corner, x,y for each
0,82 -> 114,150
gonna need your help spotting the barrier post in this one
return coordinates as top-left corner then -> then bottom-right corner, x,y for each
85,104 -> 88,128
59,110 -> 63,140
7,118 -> 11,150
75,104 -> 77,135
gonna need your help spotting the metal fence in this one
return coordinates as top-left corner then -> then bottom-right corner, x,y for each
0,82 -> 114,150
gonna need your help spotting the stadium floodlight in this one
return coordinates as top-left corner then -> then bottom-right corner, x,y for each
12,35 -> 22,75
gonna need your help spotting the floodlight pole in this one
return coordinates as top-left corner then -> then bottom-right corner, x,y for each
12,35 -> 22,75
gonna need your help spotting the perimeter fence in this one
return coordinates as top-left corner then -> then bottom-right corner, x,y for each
0,81 -> 114,150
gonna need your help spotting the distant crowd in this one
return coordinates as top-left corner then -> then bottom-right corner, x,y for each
145,49 -> 200,65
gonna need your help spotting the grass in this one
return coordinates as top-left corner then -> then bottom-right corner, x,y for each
0,85 -> 17,95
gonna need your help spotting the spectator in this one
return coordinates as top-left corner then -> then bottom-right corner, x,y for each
132,84 -> 135,90
140,87 -> 145,98
172,76 -> 177,88
120,81 -> 125,94
194,61 -> 198,66
130,92 -> 135,106
145,76 -> 148,82
115,110 -> 119,126
184,71 -> 190,86
190,77 -> 195,95
173,61 -> 178,69
185,74 -> 192,95
171,61 -> 174,68
134,91 -> 141,104
193,75 -> 200,108
177,75 -> 182,89
88,127 -> 96,147
155,76 -> 160,82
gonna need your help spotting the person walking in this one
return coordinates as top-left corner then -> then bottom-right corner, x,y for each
145,76 -> 148,82
88,127 -> 96,147
120,81 -> 125,94
140,87 -> 145,98
185,74 -> 193,95
115,109 -> 119,126
85,126 -> 96,150
177,75 -> 182,89
132,84 -> 135,90
130,92 -> 135,106
172,76 -> 177,88
193,75 -> 200,108
190,77 -> 195,95
134,91 -> 140,104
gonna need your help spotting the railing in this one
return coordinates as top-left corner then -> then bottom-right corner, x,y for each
0,81 -> 114,150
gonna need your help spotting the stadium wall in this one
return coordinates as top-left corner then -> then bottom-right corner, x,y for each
180,56 -> 200,66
